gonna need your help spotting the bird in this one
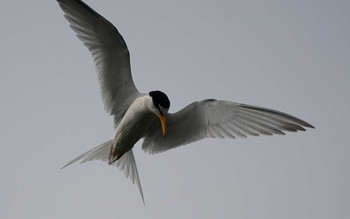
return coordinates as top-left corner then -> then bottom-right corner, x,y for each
57,0 -> 314,203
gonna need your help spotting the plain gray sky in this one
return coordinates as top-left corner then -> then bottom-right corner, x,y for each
1,0 -> 349,218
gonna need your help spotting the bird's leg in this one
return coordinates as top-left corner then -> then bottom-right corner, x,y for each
108,146 -> 126,165
108,146 -> 116,165
115,152 -> 125,161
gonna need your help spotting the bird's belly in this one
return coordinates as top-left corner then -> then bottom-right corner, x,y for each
113,110 -> 156,155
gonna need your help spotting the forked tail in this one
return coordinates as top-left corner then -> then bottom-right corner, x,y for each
62,140 -> 144,203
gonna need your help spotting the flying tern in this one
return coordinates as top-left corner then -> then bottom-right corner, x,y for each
57,0 -> 314,203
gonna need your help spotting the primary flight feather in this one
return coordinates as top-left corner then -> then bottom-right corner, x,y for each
57,0 -> 314,203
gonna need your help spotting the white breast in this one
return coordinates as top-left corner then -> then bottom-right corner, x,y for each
112,95 -> 157,155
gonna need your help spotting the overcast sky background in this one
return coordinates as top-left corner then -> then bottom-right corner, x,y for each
1,0 -> 349,218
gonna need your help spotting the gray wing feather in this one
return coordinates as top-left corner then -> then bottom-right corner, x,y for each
142,99 -> 314,154
57,0 -> 140,124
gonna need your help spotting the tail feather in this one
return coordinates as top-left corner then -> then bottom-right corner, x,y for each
62,140 -> 144,203
62,140 -> 113,168
112,148 -> 144,204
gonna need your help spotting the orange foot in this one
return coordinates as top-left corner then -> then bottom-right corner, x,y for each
108,146 -> 125,165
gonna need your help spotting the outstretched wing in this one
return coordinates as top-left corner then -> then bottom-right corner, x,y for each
142,99 -> 314,154
57,0 -> 140,124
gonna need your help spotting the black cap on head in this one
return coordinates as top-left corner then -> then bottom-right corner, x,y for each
149,90 -> 170,113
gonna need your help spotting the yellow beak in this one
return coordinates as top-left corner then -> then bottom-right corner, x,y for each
158,115 -> 166,137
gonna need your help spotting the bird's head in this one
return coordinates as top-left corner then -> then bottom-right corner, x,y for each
149,90 -> 170,137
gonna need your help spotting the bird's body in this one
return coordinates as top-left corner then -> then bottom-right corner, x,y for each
111,95 -> 157,160
57,0 -> 314,203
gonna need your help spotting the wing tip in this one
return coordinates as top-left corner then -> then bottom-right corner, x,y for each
240,104 -> 315,130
